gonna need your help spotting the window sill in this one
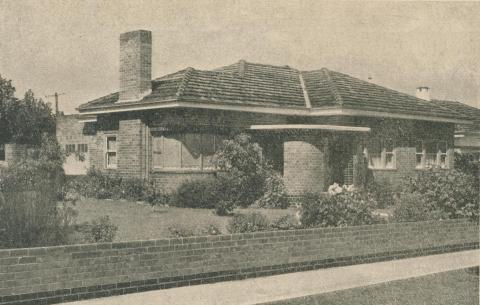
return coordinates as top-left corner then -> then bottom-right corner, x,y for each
151,168 -> 217,174
415,167 -> 450,171
369,167 -> 397,171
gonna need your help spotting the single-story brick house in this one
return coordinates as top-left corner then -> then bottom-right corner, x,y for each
73,30 -> 472,195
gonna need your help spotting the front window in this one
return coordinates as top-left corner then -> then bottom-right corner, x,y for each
105,136 -> 117,169
65,144 -> 76,154
366,138 -> 396,169
152,132 -> 222,170
415,140 -> 449,169
0,144 -> 5,161
78,144 -> 88,154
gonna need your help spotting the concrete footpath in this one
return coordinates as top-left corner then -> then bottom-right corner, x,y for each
66,250 -> 479,305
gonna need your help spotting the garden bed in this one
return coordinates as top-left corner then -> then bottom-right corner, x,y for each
73,198 -> 295,242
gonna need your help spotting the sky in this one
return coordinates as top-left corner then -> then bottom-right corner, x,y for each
0,0 -> 479,114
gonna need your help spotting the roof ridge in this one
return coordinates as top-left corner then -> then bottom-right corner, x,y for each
321,68 -> 343,105
176,67 -> 195,98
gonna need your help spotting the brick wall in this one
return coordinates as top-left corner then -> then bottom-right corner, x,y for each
0,219 -> 477,305
117,119 -> 145,178
283,135 -> 326,195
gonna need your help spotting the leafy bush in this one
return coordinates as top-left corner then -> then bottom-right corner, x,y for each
401,169 -> 479,221
392,193 -> 449,222
211,133 -> 287,213
254,171 -> 289,209
213,133 -> 272,208
454,152 -> 479,184
168,224 -> 195,238
168,222 -> 222,238
0,135 -> 69,248
84,216 -> 118,243
67,168 -> 170,205
173,178 -> 218,208
269,215 -> 300,230
227,212 -> 269,233
300,186 -> 381,228
366,179 -> 396,208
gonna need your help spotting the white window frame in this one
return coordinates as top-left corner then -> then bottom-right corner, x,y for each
415,140 -> 449,169
65,144 -> 76,154
78,144 -> 88,153
105,135 -> 117,169
366,138 -> 396,170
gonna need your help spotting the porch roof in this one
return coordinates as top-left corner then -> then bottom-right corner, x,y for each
249,124 -> 370,132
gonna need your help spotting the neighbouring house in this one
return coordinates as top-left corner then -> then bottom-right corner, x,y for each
430,98 -> 480,162
56,113 -> 97,175
73,30 -> 472,195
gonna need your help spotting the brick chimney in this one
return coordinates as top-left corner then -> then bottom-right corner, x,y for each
416,86 -> 431,101
119,30 -> 152,102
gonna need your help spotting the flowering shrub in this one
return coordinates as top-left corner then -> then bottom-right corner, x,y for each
254,171 -> 289,209
300,185 -> 381,228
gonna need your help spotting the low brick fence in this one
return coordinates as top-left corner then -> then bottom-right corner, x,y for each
0,219 -> 478,305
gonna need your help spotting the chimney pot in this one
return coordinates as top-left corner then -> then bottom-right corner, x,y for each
416,86 -> 431,101
119,30 -> 152,102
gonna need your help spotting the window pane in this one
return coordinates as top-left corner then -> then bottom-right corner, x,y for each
416,154 -> 423,168
107,137 -> 116,151
385,153 -> 395,169
415,141 -> 423,153
439,154 -> 447,168
369,154 -> 383,168
107,152 -> 117,167
202,134 -> 216,169
163,134 -> 181,168
181,133 -> 201,169
425,153 -> 437,167
0,144 -> 5,161
152,136 -> 163,168
66,144 -> 75,153
437,141 -> 447,153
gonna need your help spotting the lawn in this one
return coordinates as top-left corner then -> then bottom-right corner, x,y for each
73,198 -> 295,242
261,268 -> 480,305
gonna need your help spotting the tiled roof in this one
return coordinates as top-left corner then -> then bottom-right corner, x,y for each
431,99 -> 480,132
77,60 -> 471,122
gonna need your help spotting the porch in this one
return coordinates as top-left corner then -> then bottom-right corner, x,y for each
250,124 -> 370,196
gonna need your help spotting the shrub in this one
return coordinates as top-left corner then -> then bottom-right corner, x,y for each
269,215 -> 300,230
67,168 -> 170,205
300,186 -> 380,228
213,133 -> 272,208
392,192 -> 449,222
167,223 -> 222,238
254,171 -> 289,209
401,169 -> 479,221
173,178 -> 218,209
0,135 -> 69,248
454,152 -> 479,184
168,224 -> 195,238
366,179 -> 396,208
84,216 -> 118,243
227,212 -> 269,233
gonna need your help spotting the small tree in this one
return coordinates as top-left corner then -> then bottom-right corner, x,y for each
0,135 -> 68,248
213,133 -> 288,211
